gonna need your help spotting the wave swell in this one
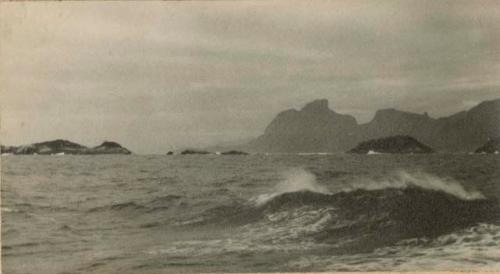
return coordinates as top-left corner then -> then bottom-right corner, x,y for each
195,169 -> 499,253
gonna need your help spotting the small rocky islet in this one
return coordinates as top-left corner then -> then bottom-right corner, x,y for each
348,135 -> 435,154
1,139 -> 131,155
220,150 -> 249,155
178,149 -> 249,155
474,138 -> 500,154
180,149 -> 211,155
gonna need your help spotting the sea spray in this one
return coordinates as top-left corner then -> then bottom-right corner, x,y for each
340,170 -> 485,201
184,172 -> 498,260
252,168 -> 330,206
252,169 -> 485,208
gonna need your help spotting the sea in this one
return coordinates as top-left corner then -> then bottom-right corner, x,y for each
2,154 -> 500,273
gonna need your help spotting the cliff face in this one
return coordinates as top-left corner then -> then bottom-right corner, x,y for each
244,98 -> 500,153
1,140 -> 132,155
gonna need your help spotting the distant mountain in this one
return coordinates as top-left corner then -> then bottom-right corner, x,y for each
474,137 -> 500,154
242,98 -> 500,153
1,139 -> 132,155
433,100 -> 500,152
358,109 -> 438,146
246,99 -> 359,152
349,135 -> 434,154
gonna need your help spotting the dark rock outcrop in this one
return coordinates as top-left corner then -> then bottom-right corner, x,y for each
2,139 -> 132,155
180,149 -> 211,155
166,151 -> 174,155
474,137 -> 500,154
221,150 -> 248,155
87,141 -> 131,155
18,139 -> 86,155
349,135 -> 434,154
242,98 -> 500,153
1,145 -> 16,154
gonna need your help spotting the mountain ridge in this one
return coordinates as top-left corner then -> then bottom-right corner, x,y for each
241,98 -> 500,153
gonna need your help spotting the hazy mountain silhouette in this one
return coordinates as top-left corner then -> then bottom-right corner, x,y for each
242,98 -> 500,153
246,99 -> 359,152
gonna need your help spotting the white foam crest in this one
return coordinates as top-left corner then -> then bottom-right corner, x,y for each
252,168 -> 330,206
252,169 -> 484,206
342,170 -> 485,201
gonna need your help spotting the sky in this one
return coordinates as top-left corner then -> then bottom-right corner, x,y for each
1,1 -> 500,154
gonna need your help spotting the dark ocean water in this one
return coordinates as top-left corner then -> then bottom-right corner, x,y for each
2,154 -> 500,273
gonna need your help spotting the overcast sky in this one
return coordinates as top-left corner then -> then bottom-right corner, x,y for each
1,1 -> 500,154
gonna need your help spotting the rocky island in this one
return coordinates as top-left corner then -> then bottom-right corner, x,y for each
180,149 -> 211,155
348,135 -> 434,154
474,138 -> 500,154
86,141 -> 132,155
221,150 -> 249,155
1,139 -> 131,155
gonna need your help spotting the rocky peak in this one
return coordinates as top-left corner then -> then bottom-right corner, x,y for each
301,99 -> 330,113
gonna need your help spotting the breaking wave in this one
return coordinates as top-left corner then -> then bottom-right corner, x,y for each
338,170 -> 485,201
192,168 -> 498,253
253,168 -> 484,206
252,168 -> 330,205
